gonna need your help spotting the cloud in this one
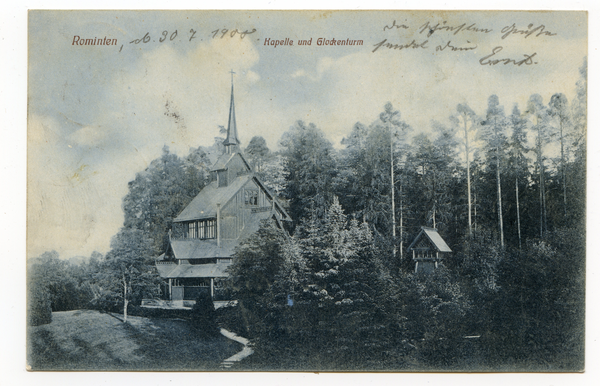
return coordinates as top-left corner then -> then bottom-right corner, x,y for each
27,11 -> 586,259
28,114 -> 124,258
104,36 -> 262,155
289,57 -> 336,82
69,125 -> 109,147
297,36 -> 585,147
316,57 -> 335,76
246,70 -> 261,84
28,34 -> 265,259
291,69 -> 307,78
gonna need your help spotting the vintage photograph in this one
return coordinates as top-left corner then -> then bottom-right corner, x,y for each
26,10 -> 587,371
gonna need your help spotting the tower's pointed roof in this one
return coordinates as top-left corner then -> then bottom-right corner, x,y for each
223,75 -> 240,148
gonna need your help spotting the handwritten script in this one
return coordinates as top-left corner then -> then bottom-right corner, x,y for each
479,46 -> 537,66
110,18 -> 556,68
120,27 -> 257,52
418,21 -> 492,37
376,19 -> 557,67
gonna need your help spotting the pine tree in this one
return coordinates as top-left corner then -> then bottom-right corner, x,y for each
451,103 -> 478,237
340,121 -> 395,234
431,120 -> 461,237
548,93 -> 571,218
480,95 -> 508,248
571,57 -> 587,156
525,94 -> 552,238
407,130 -> 456,235
569,57 -> 587,223
273,198 -> 388,368
377,103 -> 411,258
279,121 -> 338,225
339,105 -> 411,261
226,220 -> 289,335
507,104 -> 529,249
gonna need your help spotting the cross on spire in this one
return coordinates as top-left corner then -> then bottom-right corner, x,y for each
229,69 -> 235,84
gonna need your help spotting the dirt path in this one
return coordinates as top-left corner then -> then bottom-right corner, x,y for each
219,328 -> 254,368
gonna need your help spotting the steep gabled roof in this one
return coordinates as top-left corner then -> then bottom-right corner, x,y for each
209,152 -> 252,172
210,152 -> 235,171
174,174 -> 253,222
174,174 -> 290,223
407,227 -> 452,253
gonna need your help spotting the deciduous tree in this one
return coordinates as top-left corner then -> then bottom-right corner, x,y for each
245,136 -> 270,172
97,228 -> 160,322
122,146 -> 208,255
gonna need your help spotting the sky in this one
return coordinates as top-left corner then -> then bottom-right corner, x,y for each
26,10 -> 587,260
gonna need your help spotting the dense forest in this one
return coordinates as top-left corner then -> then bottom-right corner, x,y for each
28,57 -> 586,370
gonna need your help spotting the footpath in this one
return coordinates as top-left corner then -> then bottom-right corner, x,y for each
219,328 -> 253,369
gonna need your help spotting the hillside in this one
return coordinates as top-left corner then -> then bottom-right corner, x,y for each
27,309 -> 242,371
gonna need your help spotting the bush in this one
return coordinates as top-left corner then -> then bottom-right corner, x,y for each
486,233 -> 584,370
190,292 -> 219,337
28,282 -> 52,326
403,267 -> 470,368
127,305 -> 191,320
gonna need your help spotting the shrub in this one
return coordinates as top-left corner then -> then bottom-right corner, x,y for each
190,292 -> 219,337
28,282 -> 52,326
127,305 -> 191,320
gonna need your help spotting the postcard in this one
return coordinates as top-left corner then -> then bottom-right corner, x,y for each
27,10 -> 587,372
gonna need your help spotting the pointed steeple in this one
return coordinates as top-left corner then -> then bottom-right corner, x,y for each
223,70 -> 240,154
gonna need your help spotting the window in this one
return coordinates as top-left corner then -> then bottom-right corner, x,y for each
205,219 -> 215,238
198,220 -> 205,239
188,222 -> 197,238
187,219 -> 216,239
245,190 -> 259,206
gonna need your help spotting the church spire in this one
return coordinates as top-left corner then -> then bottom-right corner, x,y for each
223,70 -> 240,154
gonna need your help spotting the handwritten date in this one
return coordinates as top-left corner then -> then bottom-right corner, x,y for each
211,28 -> 257,39
125,27 -> 256,51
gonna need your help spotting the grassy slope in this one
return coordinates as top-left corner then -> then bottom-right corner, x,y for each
27,309 -> 242,371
